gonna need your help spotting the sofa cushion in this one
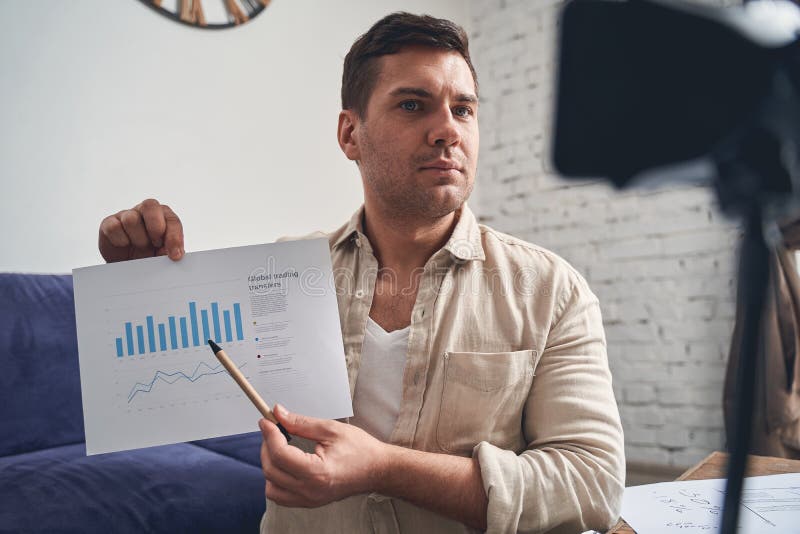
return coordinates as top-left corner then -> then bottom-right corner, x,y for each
0,274 -> 84,456
0,442 -> 265,533
191,432 -> 263,468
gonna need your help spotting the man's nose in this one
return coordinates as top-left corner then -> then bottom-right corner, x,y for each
426,108 -> 461,147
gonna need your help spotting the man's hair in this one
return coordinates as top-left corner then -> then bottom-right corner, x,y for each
341,12 -> 478,118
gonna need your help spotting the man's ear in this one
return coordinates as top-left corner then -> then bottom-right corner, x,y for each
337,109 -> 361,162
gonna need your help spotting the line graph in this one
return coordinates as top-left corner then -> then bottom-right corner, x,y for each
127,361 -> 247,403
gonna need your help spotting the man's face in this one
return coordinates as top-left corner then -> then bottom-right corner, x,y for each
344,46 -> 479,221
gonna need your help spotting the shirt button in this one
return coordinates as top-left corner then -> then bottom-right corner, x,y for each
355,289 -> 365,299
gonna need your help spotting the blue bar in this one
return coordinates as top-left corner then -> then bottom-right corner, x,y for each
179,317 -> 189,348
136,325 -> 145,355
125,322 -> 134,356
146,316 -> 156,353
115,337 -> 123,357
211,302 -> 221,342
158,323 -> 167,351
223,310 -> 233,342
233,303 -> 243,341
168,317 -> 178,350
201,309 -> 210,343
189,302 -> 199,346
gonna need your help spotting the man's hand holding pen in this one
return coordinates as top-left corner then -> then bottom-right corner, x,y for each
259,404 -> 388,508
259,405 -> 488,530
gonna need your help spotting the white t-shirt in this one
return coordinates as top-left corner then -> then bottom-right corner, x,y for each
349,317 -> 409,442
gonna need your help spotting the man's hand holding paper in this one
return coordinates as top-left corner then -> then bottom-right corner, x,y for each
98,198 -> 185,263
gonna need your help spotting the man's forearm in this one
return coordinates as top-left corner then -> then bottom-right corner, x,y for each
260,408 -> 490,528
374,443 -> 489,530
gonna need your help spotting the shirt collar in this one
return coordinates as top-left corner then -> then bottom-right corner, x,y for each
444,203 -> 486,262
332,205 -> 366,250
332,203 -> 485,262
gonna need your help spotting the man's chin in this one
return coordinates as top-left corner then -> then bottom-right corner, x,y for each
419,187 -> 471,218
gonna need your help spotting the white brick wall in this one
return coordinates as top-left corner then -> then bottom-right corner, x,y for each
469,0 -> 742,469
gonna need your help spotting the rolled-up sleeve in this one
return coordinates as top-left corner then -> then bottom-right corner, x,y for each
474,275 -> 625,534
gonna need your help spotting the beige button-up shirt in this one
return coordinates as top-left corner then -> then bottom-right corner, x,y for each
261,204 -> 624,534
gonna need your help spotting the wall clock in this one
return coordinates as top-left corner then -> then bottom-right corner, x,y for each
137,0 -> 271,29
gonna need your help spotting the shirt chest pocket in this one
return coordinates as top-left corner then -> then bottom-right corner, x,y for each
436,350 -> 535,456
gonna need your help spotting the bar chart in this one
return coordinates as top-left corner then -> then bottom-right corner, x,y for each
113,300 -> 245,357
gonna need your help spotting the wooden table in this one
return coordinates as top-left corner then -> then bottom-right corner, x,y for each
609,451 -> 800,533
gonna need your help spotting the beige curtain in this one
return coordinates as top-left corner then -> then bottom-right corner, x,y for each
724,217 -> 800,458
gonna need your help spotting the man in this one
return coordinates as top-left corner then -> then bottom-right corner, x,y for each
98,13 -> 624,534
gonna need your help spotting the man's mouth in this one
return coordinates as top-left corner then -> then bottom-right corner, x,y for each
419,159 -> 463,172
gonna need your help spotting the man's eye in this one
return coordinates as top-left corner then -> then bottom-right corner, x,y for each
400,100 -> 420,112
454,106 -> 473,118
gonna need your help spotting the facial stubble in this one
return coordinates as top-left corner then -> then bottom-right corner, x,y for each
357,124 -> 475,222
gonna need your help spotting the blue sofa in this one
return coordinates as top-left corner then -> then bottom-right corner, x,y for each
0,274 -> 266,533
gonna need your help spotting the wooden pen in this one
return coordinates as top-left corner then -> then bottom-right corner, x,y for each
207,339 -> 291,441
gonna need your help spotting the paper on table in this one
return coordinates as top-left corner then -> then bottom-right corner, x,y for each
621,473 -> 800,533
73,238 -> 352,455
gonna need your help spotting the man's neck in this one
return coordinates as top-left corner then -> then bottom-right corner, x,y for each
362,202 -> 459,272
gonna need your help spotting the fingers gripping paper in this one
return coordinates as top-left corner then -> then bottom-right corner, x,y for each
73,239 -> 352,455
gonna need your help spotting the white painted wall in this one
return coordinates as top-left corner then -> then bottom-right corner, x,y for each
0,0 -> 469,273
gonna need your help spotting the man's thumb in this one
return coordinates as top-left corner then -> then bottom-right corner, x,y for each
273,404 -> 332,440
